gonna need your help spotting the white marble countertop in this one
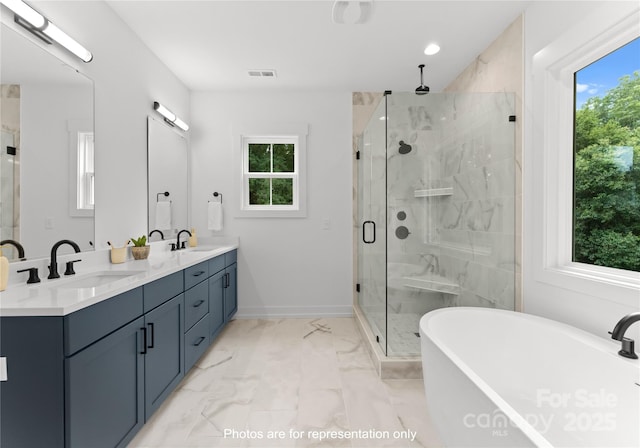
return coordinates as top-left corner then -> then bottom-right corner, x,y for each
0,243 -> 238,317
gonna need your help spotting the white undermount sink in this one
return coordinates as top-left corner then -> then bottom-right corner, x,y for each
189,246 -> 219,252
56,271 -> 145,289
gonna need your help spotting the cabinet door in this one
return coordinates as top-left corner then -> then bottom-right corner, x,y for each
144,294 -> 184,420
66,317 -> 144,448
224,263 -> 238,322
209,270 -> 225,339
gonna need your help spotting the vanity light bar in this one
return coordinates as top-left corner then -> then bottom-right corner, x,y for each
153,102 -> 189,132
0,0 -> 93,63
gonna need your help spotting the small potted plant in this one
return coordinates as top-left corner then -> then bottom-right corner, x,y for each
130,235 -> 150,260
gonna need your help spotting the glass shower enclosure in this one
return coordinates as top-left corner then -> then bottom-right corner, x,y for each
357,92 -> 516,357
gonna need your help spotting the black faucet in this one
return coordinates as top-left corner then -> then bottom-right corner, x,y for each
149,229 -> 164,240
0,239 -> 25,260
174,229 -> 192,251
610,312 -> 640,359
48,239 -> 81,279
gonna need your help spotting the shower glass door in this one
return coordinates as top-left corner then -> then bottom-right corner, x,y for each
357,92 -> 516,358
385,92 -> 516,356
357,97 -> 388,354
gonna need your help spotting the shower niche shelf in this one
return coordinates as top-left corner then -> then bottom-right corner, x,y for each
414,188 -> 453,198
402,274 -> 460,295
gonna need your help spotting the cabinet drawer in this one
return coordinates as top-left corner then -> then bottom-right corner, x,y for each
184,281 -> 209,331
184,261 -> 209,290
225,250 -> 237,266
184,315 -> 209,371
208,255 -> 225,276
144,271 -> 183,313
64,287 -> 143,356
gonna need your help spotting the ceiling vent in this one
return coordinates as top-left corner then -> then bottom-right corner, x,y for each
248,69 -> 277,78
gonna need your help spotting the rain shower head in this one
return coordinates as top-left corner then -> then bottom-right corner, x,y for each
415,64 -> 430,95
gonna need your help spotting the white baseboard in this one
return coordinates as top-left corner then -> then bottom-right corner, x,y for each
235,305 -> 353,319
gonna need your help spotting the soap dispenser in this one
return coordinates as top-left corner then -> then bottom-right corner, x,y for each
189,228 -> 198,247
0,246 -> 8,292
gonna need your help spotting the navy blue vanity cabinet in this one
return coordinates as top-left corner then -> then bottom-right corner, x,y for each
184,277 -> 209,330
184,315 -> 210,371
65,287 -> 144,448
224,251 -> 238,321
0,249 -> 237,448
209,250 -> 238,338
209,269 -> 226,339
65,317 -> 145,448
184,268 -> 210,371
224,262 -> 238,321
0,317 -> 65,448
142,281 -> 185,420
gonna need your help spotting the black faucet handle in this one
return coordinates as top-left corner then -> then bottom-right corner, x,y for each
64,259 -> 82,276
17,267 -> 41,284
619,337 -> 638,359
168,243 -> 177,251
48,264 -> 60,279
180,241 -> 186,250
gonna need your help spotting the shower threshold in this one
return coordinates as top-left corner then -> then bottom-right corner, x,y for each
353,304 -> 423,379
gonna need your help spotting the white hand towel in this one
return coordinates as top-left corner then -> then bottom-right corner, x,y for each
156,202 -> 172,230
208,201 -> 223,231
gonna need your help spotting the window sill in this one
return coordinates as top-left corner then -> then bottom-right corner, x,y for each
537,262 -> 640,308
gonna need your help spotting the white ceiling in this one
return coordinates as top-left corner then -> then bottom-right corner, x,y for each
107,0 -> 530,93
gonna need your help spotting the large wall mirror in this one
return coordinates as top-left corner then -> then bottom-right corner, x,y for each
147,116 -> 188,240
0,24 -> 95,262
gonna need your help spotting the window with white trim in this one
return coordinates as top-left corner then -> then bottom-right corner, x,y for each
530,7 -> 639,306
77,131 -> 94,210
573,37 -> 639,272
241,136 -> 299,210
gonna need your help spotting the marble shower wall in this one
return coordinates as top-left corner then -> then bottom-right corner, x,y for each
444,16 -> 523,310
385,92 -> 516,316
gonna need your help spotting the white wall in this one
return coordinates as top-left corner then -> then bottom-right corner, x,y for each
2,1 -> 190,251
190,92 -> 353,317
523,1 -> 640,340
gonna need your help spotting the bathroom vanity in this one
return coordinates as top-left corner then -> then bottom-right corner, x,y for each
0,246 -> 237,448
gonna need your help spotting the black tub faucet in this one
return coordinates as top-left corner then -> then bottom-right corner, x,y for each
0,239 -> 25,260
610,312 -> 640,359
48,239 -> 81,279
175,229 -> 192,251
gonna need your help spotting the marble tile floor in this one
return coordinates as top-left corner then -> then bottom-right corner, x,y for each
128,318 -> 442,448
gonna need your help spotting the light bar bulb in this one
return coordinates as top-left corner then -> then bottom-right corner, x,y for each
0,0 -> 45,28
173,117 -> 189,132
42,22 -> 93,62
153,102 -> 176,122
153,102 -> 189,131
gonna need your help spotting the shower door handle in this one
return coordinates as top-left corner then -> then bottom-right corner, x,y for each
363,220 -> 376,244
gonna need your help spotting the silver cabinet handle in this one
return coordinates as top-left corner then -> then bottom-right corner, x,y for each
1,357 -> 8,381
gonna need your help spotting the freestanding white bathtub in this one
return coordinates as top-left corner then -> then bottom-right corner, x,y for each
420,307 -> 640,447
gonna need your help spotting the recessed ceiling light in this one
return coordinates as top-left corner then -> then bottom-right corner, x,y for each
424,43 -> 441,56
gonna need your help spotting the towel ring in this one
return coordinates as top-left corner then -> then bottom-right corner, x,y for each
211,192 -> 223,204
157,191 -> 170,202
